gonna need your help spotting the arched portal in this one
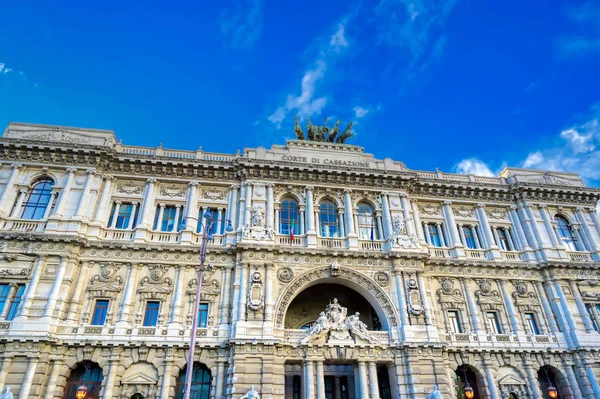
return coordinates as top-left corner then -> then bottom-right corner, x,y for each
537,366 -> 569,399
175,362 -> 212,399
275,266 -> 398,330
455,365 -> 484,399
285,283 -> 381,330
63,361 -> 103,399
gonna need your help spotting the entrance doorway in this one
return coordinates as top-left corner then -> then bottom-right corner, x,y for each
324,376 -> 349,399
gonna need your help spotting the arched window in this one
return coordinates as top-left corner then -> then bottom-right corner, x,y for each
357,202 -> 379,240
555,215 -> 581,251
319,200 -> 339,238
175,362 -> 212,399
63,362 -> 104,399
280,198 -> 300,235
20,178 -> 55,220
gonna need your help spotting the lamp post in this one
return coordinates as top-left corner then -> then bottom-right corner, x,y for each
461,365 -> 474,399
544,367 -> 558,399
181,209 -> 233,399
75,361 -> 91,399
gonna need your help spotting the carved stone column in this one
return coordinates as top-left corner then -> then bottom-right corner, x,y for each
237,183 -> 246,233
461,278 -> 481,333
358,361 -> 369,399
136,178 -> 158,229
563,361 -> 584,399
65,261 -> 91,322
237,264 -> 247,322
442,201 -> 463,250
184,182 -> 199,230
533,281 -> 559,335
411,200 -> 425,243
266,183 -> 274,229
588,207 -> 600,237
264,263 -> 274,322
508,206 -> 530,251
227,184 -> 239,231
569,280 -> 595,333
15,255 -> 46,319
399,194 -> 415,236
215,360 -> 226,399
102,358 -> 119,399
74,169 -> 96,218
304,360 -> 315,399
218,266 -> 232,325
0,284 -> 17,319
538,204 -> 560,248
9,189 -> 27,218
416,272 -> 432,326
483,363 -> 500,399
0,356 -> 12,388
306,186 -> 315,233
524,364 -> 543,399
368,361 -> 380,399
117,263 -> 138,324
344,190 -> 356,236
43,257 -> 69,318
52,167 -> 77,217
244,182 -> 253,228
0,163 -> 22,216
498,280 -> 520,333
169,265 -> 184,325
17,356 -> 39,399
160,358 -> 174,399
43,358 -> 63,399
381,194 -> 393,239
93,175 -> 114,224
315,360 -> 326,399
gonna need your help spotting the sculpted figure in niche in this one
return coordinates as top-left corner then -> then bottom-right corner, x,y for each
241,385 -> 260,399
251,207 -> 265,227
427,385 -> 441,399
310,311 -> 329,335
0,387 -> 13,399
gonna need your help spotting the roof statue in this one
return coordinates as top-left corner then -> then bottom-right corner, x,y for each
293,116 -> 354,144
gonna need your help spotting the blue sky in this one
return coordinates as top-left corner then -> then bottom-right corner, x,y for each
1,1 -> 600,186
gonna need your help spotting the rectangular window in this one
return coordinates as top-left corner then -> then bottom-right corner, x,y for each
292,375 -> 301,399
153,205 -> 182,232
0,284 -> 10,315
91,300 -> 109,325
198,303 -> 208,328
486,311 -> 502,334
108,202 -> 139,229
588,305 -> 600,332
6,285 -> 25,321
448,310 -> 463,333
198,208 -> 221,235
427,224 -> 442,247
524,312 -> 540,335
497,228 -> 510,250
462,226 -> 477,249
143,301 -> 160,327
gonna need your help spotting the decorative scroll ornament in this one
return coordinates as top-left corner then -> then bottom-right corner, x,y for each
23,127 -> 87,144
247,272 -> 264,311
374,271 -> 390,287
406,274 -> 423,316
277,267 -> 294,283
160,184 -> 185,198
117,181 -> 144,195
203,188 -> 227,200
486,208 -> 507,220
420,204 -> 440,216
474,279 -> 503,309
243,206 -> 274,241
436,277 -> 465,310
454,205 -> 474,218
387,215 -> 420,249
511,280 -> 538,309
528,172 -> 572,186
140,265 -> 172,287
301,298 -> 379,345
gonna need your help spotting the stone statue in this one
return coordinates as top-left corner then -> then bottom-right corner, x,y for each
310,311 -> 329,335
251,207 -> 265,227
0,387 -> 13,399
427,385 -> 441,399
241,385 -> 260,399
293,116 -> 304,140
292,117 -> 355,144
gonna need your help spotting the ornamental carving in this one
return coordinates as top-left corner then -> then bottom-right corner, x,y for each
247,271 -> 264,312
159,184 -> 185,198
275,266 -> 398,328
436,278 -> 465,310
374,271 -> 390,287
474,279 -> 503,309
91,262 -> 123,284
387,215 -> 419,249
0,268 -> 29,277
453,205 -> 474,218
486,208 -> 508,220
528,172 -> 572,186
140,265 -> 172,287
420,204 -> 440,216
277,267 -> 294,283
202,188 -> 227,200
511,280 -> 538,309
405,274 -> 423,316
88,263 -> 124,300
23,129 -> 88,144
117,181 -> 144,195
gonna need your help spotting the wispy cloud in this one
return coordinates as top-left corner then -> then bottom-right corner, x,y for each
556,1 -> 600,58
455,158 -> 497,177
353,106 -> 370,119
0,63 -> 14,75
330,24 -> 349,50
219,0 -> 263,50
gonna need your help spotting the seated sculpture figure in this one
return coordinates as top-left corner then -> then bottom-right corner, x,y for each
0,387 -> 13,399
241,385 -> 260,399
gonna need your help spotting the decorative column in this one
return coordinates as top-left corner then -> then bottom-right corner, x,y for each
237,183 -> 246,233
0,163 -> 22,216
93,175 -> 114,224
264,264 -> 274,322
498,280 -> 520,333
74,169 -> 96,218
9,189 -> 27,218
563,363 -> 584,399
315,208 -> 321,236
368,361 -> 380,399
582,360 -> 600,398
117,263 -> 138,324
442,201 -> 462,247
569,280 -> 595,333
358,361 -> 369,399
237,264 -> 247,322
392,260 -> 409,328
381,194 -> 393,238
588,207 -> 600,237
102,359 -> 119,399
524,364 -> 543,399
43,191 -> 58,219
508,206 -> 530,250
0,284 -> 17,320
461,278 -> 481,333
173,205 -> 182,231
299,206 -> 305,235
483,363 -> 500,399
169,265 -> 184,325
16,256 -> 45,319
522,203 -> 546,249
136,178 -> 158,229
218,266 -> 232,325
337,209 -> 345,237
548,272 -> 578,345
436,222 -> 446,247
127,202 -> 138,230
458,223 -> 467,246
160,359 -> 174,399
215,360 -> 226,399
0,356 -> 12,388
376,212 -> 384,241
274,208 -> 280,233
156,204 -> 166,231
52,167 -> 77,217
344,190 -> 356,236
422,223 -> 430,245
315,360 -> 326,399
471,225 -> 482,249
43,257 -> 69,318
416,272 -> 432,325
65,261 -> 91,322
304,360 -> 315,399
266,183 -> 274,229
533,281 -> 559,334
43,358 -> 63,399
411,200 -> 425,242
573,225 -> 592,252
492,226 -> 501,248
109,201 -> 121,228
244,182 -> 253,228
17,357 -> 39,399
184,182 -> 199,230
505,229 -> 515,251
227,184 -> 239,231
475,204 -> 497,249
399,194 -> 414,236
538,205 -> 560,247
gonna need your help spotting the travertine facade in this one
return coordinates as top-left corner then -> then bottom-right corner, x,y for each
0,122 -> 599,399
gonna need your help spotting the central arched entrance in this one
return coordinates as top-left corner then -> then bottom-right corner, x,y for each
285,283 -> 382,330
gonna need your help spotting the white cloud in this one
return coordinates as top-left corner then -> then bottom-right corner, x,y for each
268,61 -> 328,127
330,24 -> 349,49
353,106 -> 369,119
556,1 -> 600,58
455,158 -> 496,177
219,0 -> 263,50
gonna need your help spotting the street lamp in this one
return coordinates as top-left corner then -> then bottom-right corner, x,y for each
76,361 -> 91,399
544,367 -> 558,399
181,208 -> 233,399
461,365 -> 475,399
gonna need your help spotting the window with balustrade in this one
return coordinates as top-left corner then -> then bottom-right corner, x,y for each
357,202 -> 379,240
18,178 -> 55,220
153,205 -> 183,232
462,226 -> 478,249
279,197 -> 301,236
107,202 -> 139,229
319,200 -> 339,238
555,215 -> 582,251
423,222 -> 446,247
197,208 -> 221,235
494,226 -> 515,251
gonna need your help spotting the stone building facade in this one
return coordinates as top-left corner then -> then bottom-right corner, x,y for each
0,122 -> 599,399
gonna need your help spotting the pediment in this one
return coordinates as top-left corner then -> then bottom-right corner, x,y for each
438,294 -> 465,304
477,295 -> 504,305
121,372 -> 157,385
498,374 -> 526,386
88,282 -> 122,292
138,285 -> 172,294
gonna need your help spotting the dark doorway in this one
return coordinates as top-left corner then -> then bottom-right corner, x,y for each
455,365 -> 482,399
63,362 -> 104,399
378,365 -> 391,399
